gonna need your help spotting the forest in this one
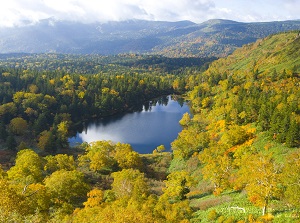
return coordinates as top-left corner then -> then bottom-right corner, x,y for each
0,31 -> 300,222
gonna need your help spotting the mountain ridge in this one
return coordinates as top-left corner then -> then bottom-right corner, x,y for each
0,19 -> 300,57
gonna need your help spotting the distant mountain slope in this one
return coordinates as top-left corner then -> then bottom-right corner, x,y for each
0,19 -> 300,57
155,19 -> 300,57
205,31 -> 300,75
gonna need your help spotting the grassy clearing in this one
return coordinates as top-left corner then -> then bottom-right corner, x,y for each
189,190 -> 299,222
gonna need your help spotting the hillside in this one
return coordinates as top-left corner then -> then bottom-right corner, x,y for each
206,31 -> 300,74
171,31 -> 300,222
0,19 -> 300,57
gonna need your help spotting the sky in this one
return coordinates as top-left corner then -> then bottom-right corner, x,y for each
0,0 -> 299,27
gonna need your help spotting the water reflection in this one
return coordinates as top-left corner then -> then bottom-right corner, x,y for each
69,95 -> 190,154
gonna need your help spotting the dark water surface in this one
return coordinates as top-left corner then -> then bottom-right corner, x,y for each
69,95 -> 190,153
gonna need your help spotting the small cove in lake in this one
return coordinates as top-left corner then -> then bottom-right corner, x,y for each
69,95 -> 190,154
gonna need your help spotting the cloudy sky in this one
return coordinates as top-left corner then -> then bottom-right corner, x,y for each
0,0 -> 299,27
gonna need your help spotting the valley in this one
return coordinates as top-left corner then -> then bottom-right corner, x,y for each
0,22 -> 299,222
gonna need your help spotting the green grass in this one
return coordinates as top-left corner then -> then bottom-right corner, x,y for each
251,131 -> 295,164
190,191 -> 262,222
189,190 -> 300,222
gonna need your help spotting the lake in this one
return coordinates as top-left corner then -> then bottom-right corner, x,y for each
69,95 -> 190,154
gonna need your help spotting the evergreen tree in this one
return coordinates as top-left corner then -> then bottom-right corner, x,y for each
285,118 -> 300,147
6,134 -> 17,151
0,122 -> 8,141
45,130 -> 57,154
33,113 -> 48,135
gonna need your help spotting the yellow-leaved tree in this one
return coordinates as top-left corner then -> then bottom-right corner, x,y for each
198,144 -> 233,195
9,117 -> 28,135
236,153 -> 282,216
111,168 -> 148,199
114,143 -> 142,169
162,171 -> 194,202
83,188 -> 104,208
153,171 -> 193,223
79,141 -> 116,172
0,179 -> 25,219
44,169 -> 90,212
282,149 -> 300,208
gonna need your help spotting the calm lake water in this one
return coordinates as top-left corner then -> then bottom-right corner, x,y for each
69,95 -> 190,154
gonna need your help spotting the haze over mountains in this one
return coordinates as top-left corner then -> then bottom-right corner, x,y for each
1,18 -> 300,57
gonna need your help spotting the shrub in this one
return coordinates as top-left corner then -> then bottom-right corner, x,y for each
208,209 -> 219,221
217,215 -> 226,223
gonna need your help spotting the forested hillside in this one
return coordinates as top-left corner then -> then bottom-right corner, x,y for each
0,31 -> 299,222
171,31 -> 300,222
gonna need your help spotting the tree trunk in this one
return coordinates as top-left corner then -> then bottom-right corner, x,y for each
262,199 -> 268,216
262,205 -> 266,216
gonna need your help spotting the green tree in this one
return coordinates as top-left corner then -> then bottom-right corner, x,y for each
0,122 -> 8,141
33,113 -> 48,135
7,149 -> 43,184
44,170 -> 90,206
162,171 -> 194,202
44,154 -> 76,174
285,115 -> 300,147
6,133 -> 17,151
18,141 -> 27,151
0,102 -> 17,123
9,117 -> 28,135
37,130 -> 56,153
79,141 -> 116,172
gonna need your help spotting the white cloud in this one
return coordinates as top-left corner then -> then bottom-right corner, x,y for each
0,0 -> 299,27
138,0 -> 216,21
214,0 -> 300,22
0,0 -> 207,26
284,0 -> 300,19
